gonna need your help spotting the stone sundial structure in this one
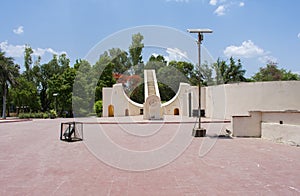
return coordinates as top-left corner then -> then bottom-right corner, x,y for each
102,69 -> 198,119
143,70 -> 162,120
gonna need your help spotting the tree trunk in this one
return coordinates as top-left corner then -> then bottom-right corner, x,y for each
2,83 -> 7,119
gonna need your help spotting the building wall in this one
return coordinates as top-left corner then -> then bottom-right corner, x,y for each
103,83 -> 199,118
162,83 -> 199,116
102,84 -> 143,117
205,81 -> 300,120
262,123 -> 300,146
232,111 -> 300,145
232,111 -> 262,137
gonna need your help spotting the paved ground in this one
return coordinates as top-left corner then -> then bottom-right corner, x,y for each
0,117 -> 299,195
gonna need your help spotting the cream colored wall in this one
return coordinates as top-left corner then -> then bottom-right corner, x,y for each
102,88 -> 113,117
205,81 -> 300,120
262,112 -> 300,125
232,111 -> 300,145
262,123 -> 300,146
232,111 -> 262,137
162,83 -> 199,116
102,84 -> 143,117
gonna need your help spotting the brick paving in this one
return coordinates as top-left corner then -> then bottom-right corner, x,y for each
0,118 -> 299,195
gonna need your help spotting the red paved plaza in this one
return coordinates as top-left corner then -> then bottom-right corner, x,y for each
0,118 -> 299,195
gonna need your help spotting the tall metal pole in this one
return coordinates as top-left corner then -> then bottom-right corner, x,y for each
197,33 -> 203,129
187,28 -> 212,137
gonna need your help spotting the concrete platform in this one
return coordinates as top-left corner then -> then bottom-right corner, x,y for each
0,118 -> 299,195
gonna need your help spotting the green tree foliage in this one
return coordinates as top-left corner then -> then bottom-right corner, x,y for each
0,51 -> 19,118
48,67 -> 76,117
94,52 -> 116,101
24,45 -> 33,81
252,62 -> 299,81
94,100 -> 103,117
10,76 -> 40,114
72,60 -> 93,116
109,48 -> 129,74
130,83 -> 144,104
129,33 -> 144,75
213,57 -> 246,84
199,61 -> 214,86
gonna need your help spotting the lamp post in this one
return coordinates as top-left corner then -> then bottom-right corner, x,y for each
187,29 -> 213,137
53,93 -> 58,113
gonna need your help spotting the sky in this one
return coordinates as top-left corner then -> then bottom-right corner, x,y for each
1,0 -> 300,77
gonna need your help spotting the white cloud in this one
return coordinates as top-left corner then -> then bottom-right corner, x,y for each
209,0 -> 218,6
258,55 -> 278,64
210,1 -> 244,16
0,41 -> 25,57
0,41 -> 67,58
166,48 -> 188,62
224,40 -> 265,58
224,40 -> 278,64
13,26 -> 24,35
298,33 -> 300,39
214,5 -> 226,16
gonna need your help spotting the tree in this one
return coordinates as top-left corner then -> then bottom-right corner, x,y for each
109,48 -> 129,74
129,33 -> 144,75
10,76 -> 40,114
39,55 -> 61,111
94,52 -> 116,101
24,45 -> 33,81
72,59 -> 94,116
48,67 -> 76,117
58,53 -> 70,72
213,57 -> 246,84
149,55 -> 167,64
199,61 -> 214,86
169,61 -> 196,84
252,62 -> 299,81
0,51 -> 19,118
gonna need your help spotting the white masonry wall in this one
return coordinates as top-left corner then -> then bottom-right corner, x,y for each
102,84 -> 143,117
205,81 -> 300,120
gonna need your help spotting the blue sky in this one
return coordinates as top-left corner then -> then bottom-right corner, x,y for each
1,0 -> 300,77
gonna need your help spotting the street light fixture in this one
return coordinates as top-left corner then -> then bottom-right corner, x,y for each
53,93 -> 58,113
187,28 -> 213,137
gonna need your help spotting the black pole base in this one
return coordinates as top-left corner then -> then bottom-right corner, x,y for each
192,128 -> 206,137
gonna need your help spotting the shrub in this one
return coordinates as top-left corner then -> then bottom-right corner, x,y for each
94,100 -> 103,117
19,113 -> 31,119
49,110 -> 57,119
43,113 -> 49,119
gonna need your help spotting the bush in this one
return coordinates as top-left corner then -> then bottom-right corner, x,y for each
18,112 -> 51,119
35,113 -> 44,118
49,110 -> 57,119
18,113 -> 31,119
43,113 -> 49,119
94,100 -> 103,117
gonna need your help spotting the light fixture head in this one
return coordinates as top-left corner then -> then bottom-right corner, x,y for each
187,29 -> 213,33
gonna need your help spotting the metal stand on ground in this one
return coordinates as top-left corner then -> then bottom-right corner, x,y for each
60,121 -> 83,142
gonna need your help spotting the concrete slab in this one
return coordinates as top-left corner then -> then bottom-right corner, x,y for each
0,118 -> 299,195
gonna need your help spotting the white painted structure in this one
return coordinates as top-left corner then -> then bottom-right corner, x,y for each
143,70 -> 163,120
103,76 -> 300,144
204,81 -> 300,120
232,111 -> 300,146
102,70 -> 199,118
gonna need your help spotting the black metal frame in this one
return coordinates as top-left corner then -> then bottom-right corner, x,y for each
60,121 -> 83,142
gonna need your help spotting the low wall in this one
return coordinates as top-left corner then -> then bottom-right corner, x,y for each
232,110 -> 300,145
205,81 -> 300,120
262,123 -> 300,146
232,111 -> 261,137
